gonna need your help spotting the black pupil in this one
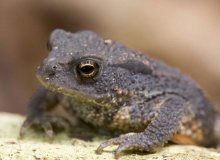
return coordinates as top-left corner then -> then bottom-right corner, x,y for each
80,65 -> 95,74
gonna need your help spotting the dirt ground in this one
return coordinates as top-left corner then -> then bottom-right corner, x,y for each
0,112 -> 219,160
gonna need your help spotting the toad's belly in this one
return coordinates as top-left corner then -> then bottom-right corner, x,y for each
65,100 -> 147,132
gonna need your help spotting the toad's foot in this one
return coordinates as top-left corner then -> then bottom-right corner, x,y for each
20,115 -> 70,140
96,133 -> 160,158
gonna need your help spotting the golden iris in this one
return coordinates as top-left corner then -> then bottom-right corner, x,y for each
77,59 -> 99,78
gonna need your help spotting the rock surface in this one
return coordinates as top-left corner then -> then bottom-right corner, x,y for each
0,112 -> 219,160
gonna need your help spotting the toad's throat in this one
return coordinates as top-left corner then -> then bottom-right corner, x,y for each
36,75 -> 117,108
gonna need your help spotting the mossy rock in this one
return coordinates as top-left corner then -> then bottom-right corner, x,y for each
0,112 -> 219,160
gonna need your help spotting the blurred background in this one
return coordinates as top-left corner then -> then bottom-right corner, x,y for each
0,0 -> 220,114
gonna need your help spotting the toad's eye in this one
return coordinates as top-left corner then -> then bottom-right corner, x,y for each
77,60 -> 99,78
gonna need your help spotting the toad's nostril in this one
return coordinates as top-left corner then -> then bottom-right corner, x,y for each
40,63 -> 57,78
37,58 -> 61,79
48,65 -> 57,77
52,65 -> 57,69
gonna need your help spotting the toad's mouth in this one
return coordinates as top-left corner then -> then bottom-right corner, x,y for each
36,74 -> 115,108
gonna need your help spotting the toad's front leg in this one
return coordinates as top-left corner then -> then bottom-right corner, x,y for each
96,96 -> 193,158
20,87 -> 70,139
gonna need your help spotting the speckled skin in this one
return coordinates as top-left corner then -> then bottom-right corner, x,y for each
20,29 -> 217,157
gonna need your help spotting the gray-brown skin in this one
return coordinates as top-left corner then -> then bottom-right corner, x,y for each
20,29 -> 217,158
